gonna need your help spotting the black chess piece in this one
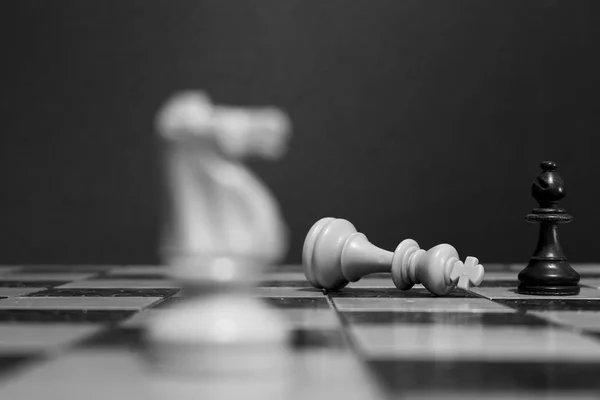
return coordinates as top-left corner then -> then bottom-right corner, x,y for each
517,161 -> 580,295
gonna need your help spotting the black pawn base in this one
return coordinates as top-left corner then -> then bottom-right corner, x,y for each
517,260 -> 580,295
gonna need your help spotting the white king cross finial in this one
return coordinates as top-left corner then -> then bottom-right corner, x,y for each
450,256 -> 485,290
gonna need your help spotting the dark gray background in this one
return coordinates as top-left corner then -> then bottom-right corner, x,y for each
1,1 -> 599,265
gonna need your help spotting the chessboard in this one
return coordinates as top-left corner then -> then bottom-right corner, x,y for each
1,264 -> 600,399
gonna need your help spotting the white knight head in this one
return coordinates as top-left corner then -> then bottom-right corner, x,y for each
156,90 -> 291,160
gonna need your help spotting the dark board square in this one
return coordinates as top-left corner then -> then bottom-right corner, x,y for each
496,299 -> 600,312
342,311 -> 552,327
26,288 -> 179,297
584,332 -> 600,343
367,359 -> 600,392
290,328 -> 345,349
78,327 -> 145,349
263,297 -> 330,309
152,296 -> 330,310
259,280 -> 311,288
0,355 -> 41,379
478,280 -> 519,288
150,296 -> 183,309
16,266 -> 107,274
96,273 -> 169,280
0,309 -> 136,323
328,287 -> 475,298
0,280 -> 70,288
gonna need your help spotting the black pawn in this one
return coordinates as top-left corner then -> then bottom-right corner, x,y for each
517,161 -> 580,295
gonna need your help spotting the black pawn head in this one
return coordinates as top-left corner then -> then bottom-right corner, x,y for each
531,161 -> 566,209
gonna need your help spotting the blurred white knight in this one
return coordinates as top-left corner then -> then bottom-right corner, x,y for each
155,91 -> 290,279
147,91 -> 292,376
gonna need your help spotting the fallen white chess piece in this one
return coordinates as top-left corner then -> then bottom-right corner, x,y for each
303,217 -> 485,296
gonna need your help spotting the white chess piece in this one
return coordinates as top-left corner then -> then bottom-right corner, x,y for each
303,217 -> 485,296
450,256 -> 485,290
146,91 -> 292,375
155,91 -> 290,280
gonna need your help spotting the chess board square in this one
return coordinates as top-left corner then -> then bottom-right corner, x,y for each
328,287 -> 476,298
0,288 -> 46,297
0,273 -> 97,282
0,354 -> 38,370
148,296 -> 184,309
0,355 -> 41,379
255,287 -> 324,298
0,309 -> 136,323
118,309 -> 155,328
350,324 -> 600,361
346,279 -> 395,288
103,265 -> 164,276
78,327 -> 145,349
0,280 -> 70,288
261,271 -> 307,281
258,280 -> 313,288
285,308 -> 340,329
0,350 -> 152,399
286,350 -> 387,398
529,311 -> 600,332
26,288 -> 179,297
367,359 -> 600,393
341,311 -> 551,326
122,307 -> 339,333
0,297 -> 162,310
15,266 -> 110,274
290,328 -> 345,349
172,287 -> 323,299
149,296 -> 332,310
0,349 -> 383,400
0,324 -> 101,355
97,273 -> 169,280
333,297 -> 514,313
56,279 -> 179,289
496,299 -> 600,312
263,297 -> 330,309
471,286 -> 600,300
